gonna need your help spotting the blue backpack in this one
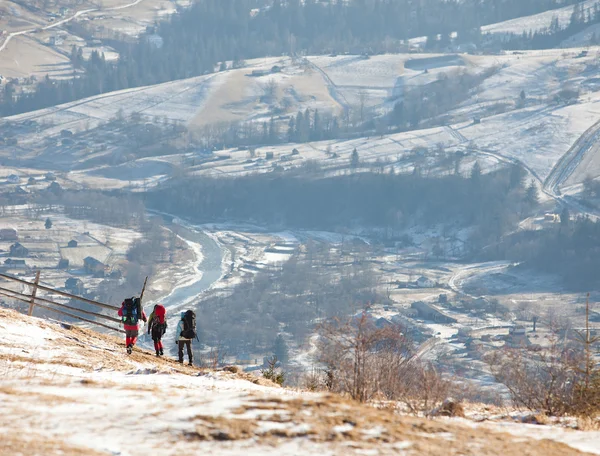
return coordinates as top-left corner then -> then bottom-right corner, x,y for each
122,297 -> 140,325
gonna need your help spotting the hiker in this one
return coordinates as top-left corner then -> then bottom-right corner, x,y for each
118,297 -> 147,354
147,304 -> 167,357
176,310 -> 197,365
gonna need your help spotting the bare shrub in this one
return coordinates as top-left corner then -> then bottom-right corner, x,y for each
487,341 -> 581,416
261,356 -> 285,386
302,368 -> 323,392
488,298 -> 600,418
317,311 -> 450,412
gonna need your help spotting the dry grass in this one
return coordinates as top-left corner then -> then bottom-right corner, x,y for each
185,394 -> 586,455
523,413 -> 551,425
0,386 -> 73,405
576,416 -> 600,431
0,433 -> 108,456
185,416 -> 258,441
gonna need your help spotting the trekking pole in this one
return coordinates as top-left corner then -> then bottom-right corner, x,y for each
140,276 -> 148,303
139,276 -> 149,332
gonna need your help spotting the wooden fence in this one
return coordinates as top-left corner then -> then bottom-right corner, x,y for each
0,271 -> 124,333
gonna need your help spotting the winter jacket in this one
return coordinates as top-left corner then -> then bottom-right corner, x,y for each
118,302 -> 147,331
176,320 -> 191,342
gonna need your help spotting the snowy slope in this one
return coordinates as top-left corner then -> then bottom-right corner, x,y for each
1,307 -> 599,455
482,1 -> 598,37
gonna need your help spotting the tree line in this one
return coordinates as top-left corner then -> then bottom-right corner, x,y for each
486,212 -> 600,290
494,1 -> 600,50
146,163 -> 533,250
0,0 -> 579,116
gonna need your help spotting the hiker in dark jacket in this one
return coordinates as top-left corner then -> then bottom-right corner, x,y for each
147,304 -> 167,357
118,298 -> 147,354
176,311 -> 195,365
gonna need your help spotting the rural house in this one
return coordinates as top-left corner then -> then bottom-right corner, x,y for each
506,325 -> 530,347
415,276 -> 435,288
7,174 -> 20,184
84,256 -> 105,275
65,278 -> 85,294
0,228 -> 18,241
67,240 -> 78,248
58,259 -> 70,270
411,301 -> 457,323
9,242 -> 29,257
4,259 -> 26,268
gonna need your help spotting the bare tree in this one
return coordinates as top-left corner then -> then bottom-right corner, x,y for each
317,312 -> 449,410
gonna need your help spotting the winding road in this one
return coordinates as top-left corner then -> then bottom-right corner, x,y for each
0,0 -> 146,54
445,113 -> 600,297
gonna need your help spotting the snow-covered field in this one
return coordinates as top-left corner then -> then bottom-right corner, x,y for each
5,48 -> 600,195
482,0 -> 599,39
1,307 -> 598,456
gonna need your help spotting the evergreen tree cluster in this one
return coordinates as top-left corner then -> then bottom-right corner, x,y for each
491,215 -> 600,290
0,0 -> 581,116
499,1 -> 600,49
147,163 -> 530,248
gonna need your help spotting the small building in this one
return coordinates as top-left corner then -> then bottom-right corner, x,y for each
7,174 -> 20,184
48,35 -> 63,46
58,258 -> 70,270
9,242 -> 29,257
67,240 -> 78,248
47,182 -> 62,194
236,353 -> 253,365
4,259 -> 26,268
506,325 -> 530,347
65,277 -> 85,294
0,228 -> 18,241
84,256 -> 105,275
411,301 -> 457,324
415,276 -> 435,288
250,69 -> 268,77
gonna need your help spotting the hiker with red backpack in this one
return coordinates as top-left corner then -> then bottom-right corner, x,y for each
118,297 -> 147,354
176,310 -> 198,365
147,304 -> 167,357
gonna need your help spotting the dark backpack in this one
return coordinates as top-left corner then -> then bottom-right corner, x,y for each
122,297 -> 141,325
181,310 -> 197,339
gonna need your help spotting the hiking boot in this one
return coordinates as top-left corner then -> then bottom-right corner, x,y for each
159,348 -> 164,356
156,351 -> 160,357
126,345 -> 132,355
178,359 -> 183,364
188,361 -> 193,366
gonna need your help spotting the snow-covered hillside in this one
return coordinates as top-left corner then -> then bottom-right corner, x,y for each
4,47 -> 600,195
1,307 -> 599,455
481,0 -> 599,38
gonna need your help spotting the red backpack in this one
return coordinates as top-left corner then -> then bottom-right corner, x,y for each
154,304 -> 166,324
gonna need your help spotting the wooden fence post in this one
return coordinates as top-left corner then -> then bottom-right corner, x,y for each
28,270 -> 41,317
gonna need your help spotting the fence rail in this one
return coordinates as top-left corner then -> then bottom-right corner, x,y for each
0,271 -> 124,333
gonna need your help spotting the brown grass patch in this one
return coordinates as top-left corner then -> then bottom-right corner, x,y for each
0,352 -> 89,370
183,394 -> 587,455
185,415 -> 257,441
0,433 -> 108,456
576,416 -> 600,431
0,386 -> 73,405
